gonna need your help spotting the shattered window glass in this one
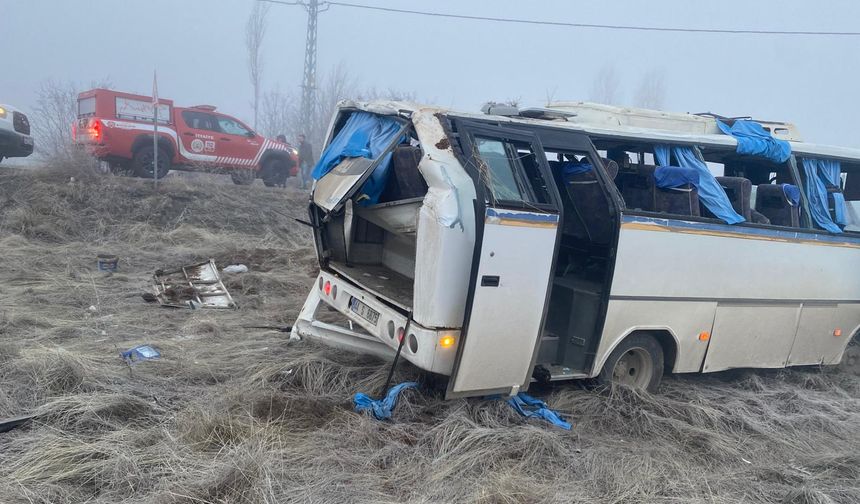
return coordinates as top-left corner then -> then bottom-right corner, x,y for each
475,137 -> 545,205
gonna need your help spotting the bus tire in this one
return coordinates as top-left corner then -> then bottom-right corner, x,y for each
133,145 -> 171,179
840,335 -> 860,377
598,333 -> 664,392
231,169 -> 256,185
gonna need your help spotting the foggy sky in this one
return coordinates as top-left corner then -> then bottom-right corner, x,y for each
3,0 -> 859,148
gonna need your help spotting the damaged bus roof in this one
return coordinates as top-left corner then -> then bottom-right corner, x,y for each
338,99 -> 860,163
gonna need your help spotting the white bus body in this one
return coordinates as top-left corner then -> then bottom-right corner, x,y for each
292,100 -> 860,398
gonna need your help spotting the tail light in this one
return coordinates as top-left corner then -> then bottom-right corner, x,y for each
89,119 -> 103,142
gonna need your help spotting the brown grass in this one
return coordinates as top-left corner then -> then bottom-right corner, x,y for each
0,168 -> 857,503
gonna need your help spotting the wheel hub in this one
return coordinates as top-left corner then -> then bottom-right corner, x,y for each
611,347 -> 653,389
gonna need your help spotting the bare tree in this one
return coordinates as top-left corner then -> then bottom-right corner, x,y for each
245,2 -> 269,129
258,88 -> 295,139
303,63 -> 359,148
634,70 -> 667,110
265,63 -> 418,149
31,78 -> 110,163
589,66 -> 621,105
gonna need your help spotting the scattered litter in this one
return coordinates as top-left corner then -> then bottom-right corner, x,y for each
153,260 -> 237,309
222,264 -> 249,274
120,345 -> 161,365
353,381 -> 418,420
97,253 -> 118,272
88,305 -> 98,312
0,414 -> 35,434
741,457 -> 752,464
507,393 -> 572,430
141,292 -> 158,303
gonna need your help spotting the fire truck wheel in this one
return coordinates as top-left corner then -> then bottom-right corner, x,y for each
231,169 -> 256,185
261,158 -> 288,187
597,333 -> 664,393
133,146 -> 171,179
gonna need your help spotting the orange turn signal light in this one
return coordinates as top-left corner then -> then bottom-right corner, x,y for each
834,328 -> 842,337
439,335 -> 456,348
698,331 -> 710,341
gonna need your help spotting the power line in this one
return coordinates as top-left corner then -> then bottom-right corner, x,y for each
321,1 -> 860,37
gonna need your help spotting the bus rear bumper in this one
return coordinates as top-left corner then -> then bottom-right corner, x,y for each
291,272 -> 459,375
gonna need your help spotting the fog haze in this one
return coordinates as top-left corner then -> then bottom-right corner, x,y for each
2,0 -> 859,147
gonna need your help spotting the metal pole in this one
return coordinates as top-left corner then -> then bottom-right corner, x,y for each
300,0 -> 319,137
153,105 -> 158,189
152,70 -> 160,190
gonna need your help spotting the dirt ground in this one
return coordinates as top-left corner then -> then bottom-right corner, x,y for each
0,168 -> 857,504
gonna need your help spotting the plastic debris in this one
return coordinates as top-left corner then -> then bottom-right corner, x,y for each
222,264 -> 249,274
507,393 -> 572,430
353,381 -> 418,420
120,345 -> 161,365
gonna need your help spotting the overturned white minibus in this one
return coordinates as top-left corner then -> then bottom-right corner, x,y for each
292,100 -> 860,398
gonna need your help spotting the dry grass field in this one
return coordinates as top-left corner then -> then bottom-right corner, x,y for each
0,167 -> 857,503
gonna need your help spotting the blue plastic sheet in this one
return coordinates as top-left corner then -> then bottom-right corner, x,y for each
654,166 -> 700,189
800,158 -> 843,233
560,161 -> 593,177
311,112 -> 403,207
120,345 -> 160,365
654,145 -> 745,224
507,393 -> 572,430
716,120 -> 792,163
782,184 -> 801,207
353,381 -> 418,421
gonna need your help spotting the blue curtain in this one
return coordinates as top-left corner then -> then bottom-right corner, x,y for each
800,158 -> 843,233
654,145 -> 745,224
716,120 -> 791,164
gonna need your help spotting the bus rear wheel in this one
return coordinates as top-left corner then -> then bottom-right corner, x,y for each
840,335 -> 860,377
598,333 -> 664,392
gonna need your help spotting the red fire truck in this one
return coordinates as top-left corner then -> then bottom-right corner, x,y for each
73,88 -> 298,186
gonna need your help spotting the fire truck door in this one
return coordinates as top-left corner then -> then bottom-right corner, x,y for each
214,115 -> 259,167
177,110 -> 219,164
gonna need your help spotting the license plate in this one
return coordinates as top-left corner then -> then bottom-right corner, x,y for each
22,136 -> 33,146
350,296 -> 380,325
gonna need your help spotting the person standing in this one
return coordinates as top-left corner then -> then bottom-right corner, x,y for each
298,133 -> 315,190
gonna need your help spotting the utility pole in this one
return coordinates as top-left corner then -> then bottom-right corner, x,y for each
300,0 -> 319,137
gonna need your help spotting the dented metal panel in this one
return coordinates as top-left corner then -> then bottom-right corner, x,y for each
153,260 -> 236,309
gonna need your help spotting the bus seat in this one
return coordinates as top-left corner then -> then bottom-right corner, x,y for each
715,176 -> 752,220
656,186 -> 700,216
653,166 -> 700,216
619,164 -> 656,211
564,166 -> 614,244
826,186 -> 847,225
379,145 -> 427,201
844,172 -> 860,200
755,183 -> 799,227
600,158 -> 619,180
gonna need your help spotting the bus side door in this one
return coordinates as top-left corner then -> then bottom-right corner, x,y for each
446,122 -> 562,398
